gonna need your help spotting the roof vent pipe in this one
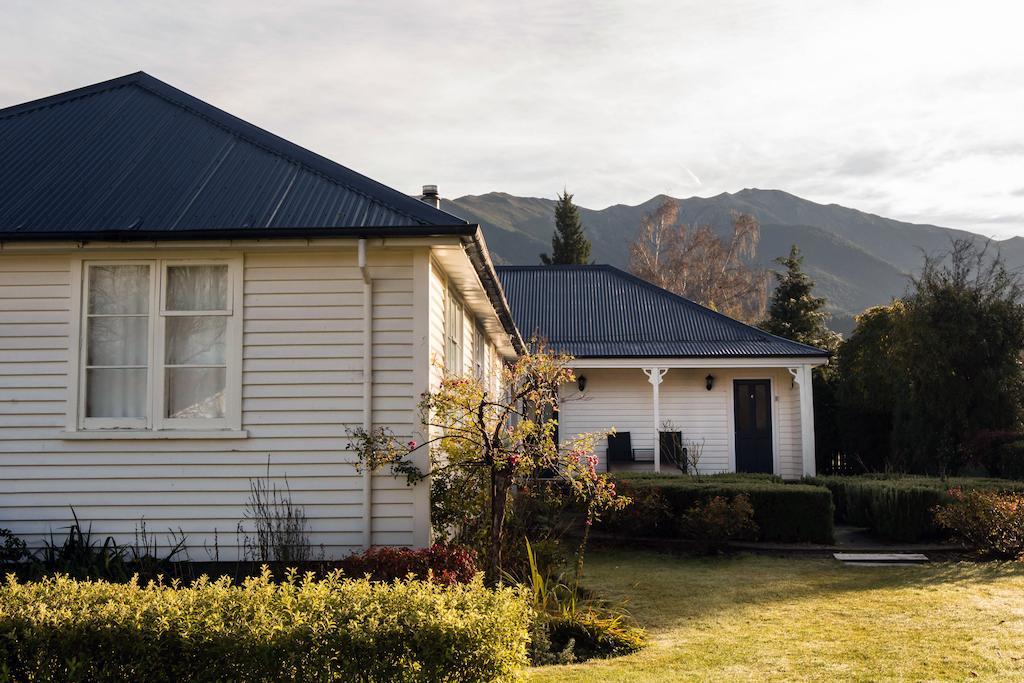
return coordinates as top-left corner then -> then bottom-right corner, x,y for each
419,184 -> 440,208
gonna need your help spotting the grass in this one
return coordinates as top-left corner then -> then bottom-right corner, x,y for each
528,550 -> 1024,682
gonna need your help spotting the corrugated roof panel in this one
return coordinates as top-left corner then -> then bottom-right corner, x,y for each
0,72 -> 470,237
495,265 -> 828,359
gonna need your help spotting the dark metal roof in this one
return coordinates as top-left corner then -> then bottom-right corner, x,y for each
0,72 -> 470,239
495,265 -> 828,359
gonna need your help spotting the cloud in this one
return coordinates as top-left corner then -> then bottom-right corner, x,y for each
1,0 -> 1023,237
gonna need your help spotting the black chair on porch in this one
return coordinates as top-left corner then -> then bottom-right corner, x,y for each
606,432 -> 632,471
660,431 -> 686,473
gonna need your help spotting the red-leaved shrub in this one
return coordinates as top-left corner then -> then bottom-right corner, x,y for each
339,543 -> 478,584
934,488 -> 1024,559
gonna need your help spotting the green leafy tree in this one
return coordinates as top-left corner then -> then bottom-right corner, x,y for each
541,190 -> 592,265
835,240 -> 1024,474
895,240 -> 1024,473
760,245 -> 840,353
834,303 -> 908,471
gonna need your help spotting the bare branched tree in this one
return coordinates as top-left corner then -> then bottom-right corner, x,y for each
628,199 -> 768,322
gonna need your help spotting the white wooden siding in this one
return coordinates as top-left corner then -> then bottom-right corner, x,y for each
428,260 -> 447,388
559,367 -> 803,477
0,248 -> 425,558
428,259 -> 503,387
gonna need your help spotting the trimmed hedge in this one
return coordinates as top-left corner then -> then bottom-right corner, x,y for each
0,570 -> 531,682
603,474 -> 834,544
808,475 -> 1024,542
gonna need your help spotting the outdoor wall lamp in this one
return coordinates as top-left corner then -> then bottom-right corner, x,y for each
577,375 -> 587,392
705,374 -> 715,391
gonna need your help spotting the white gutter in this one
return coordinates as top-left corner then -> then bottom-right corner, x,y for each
358,238 -> 373,549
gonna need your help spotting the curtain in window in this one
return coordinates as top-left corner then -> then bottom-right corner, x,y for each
164,265 -> 228,419
85,265 -> 149,418
446,293 -> 463,374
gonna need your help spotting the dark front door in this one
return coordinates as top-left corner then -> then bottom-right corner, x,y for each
734,379 -> 773,473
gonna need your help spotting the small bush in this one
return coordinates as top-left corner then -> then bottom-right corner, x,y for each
602,475 -> 834,544
0,528 -> 27,566
934,488 -> 1024,559
679,494 -> 759,553
810,475 -> 1024,542
339,543 -> 478,585
0,569 -> 531,682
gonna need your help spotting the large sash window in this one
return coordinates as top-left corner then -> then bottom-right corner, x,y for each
74,258 -> 241,432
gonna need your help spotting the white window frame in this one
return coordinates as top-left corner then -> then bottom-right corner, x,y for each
67,256 -> 243,433
444,283 -> 465,375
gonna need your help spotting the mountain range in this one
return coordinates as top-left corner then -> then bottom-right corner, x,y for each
442,189 -> 1024,334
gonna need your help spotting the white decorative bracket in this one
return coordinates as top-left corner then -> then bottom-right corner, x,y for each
643,367 -> 668,385
787,367 -> 800,388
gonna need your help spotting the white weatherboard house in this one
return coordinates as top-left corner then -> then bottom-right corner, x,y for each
0,73 -> 522,558
496,266 -> 829,479
0,74 -> 827,559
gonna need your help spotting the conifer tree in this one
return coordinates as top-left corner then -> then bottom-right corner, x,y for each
761,245 -> 839,352
540,190 -> 592,265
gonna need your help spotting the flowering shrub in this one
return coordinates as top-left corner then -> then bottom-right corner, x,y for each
339,544 -> 478,585
0,569 -> 531,682
934,488 -> 1024,559
349,346 -> 629,583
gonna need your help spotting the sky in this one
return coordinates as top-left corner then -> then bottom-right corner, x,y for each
3,1 -> 1024,238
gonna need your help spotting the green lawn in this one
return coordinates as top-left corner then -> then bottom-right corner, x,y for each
528,551 -> 1024,682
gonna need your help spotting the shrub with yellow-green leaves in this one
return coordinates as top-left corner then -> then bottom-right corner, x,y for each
0,568 -> 531,682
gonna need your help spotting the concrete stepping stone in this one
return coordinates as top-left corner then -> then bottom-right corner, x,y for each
834,552 -> 929,565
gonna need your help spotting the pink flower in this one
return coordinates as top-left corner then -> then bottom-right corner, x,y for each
407,440 -> 418,450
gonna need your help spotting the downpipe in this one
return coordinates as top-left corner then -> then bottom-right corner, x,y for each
358,239 -> 373,549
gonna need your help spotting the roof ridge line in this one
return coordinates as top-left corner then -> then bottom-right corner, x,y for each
0,71 -> 469,228
127,75 -> 434,227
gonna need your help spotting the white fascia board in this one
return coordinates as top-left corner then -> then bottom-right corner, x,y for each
0,236 -> 463,253
568,357 -> 829,369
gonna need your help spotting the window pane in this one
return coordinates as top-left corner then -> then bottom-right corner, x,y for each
166,265 -> 228,311
165,316 -> 226,365
166,367 -> 226,418
87,317 -> 148,366
86,368 -> 146,417
755,384 -> 770,430
88,265 -> 149,314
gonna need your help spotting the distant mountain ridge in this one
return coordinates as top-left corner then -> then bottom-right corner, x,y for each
442,189 -> 1024,334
